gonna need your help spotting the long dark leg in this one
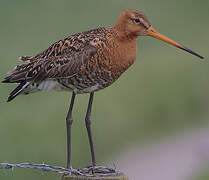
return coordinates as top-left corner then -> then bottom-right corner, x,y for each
85,92 -> 96,167
66,92 -> 76,169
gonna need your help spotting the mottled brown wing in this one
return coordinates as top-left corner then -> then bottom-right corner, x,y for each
4,44 -> 97,83
5,27 -> 109,83
19,30 -> 97,62
26,44 -> 97,82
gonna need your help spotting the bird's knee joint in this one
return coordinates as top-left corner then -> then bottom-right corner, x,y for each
66,118 -> 73,125
85,118 -> 91,126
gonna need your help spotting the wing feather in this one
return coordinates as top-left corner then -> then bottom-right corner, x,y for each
3,27 -> 108,83
3,44 -> 97,83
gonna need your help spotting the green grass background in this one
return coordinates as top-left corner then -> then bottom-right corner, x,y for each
0,0 -> 208,179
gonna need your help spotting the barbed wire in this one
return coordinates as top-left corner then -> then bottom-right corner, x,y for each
0,162 -> 122,177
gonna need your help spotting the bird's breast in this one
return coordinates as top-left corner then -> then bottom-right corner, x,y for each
59,35 -> 138,93
81,37 -> 138,91
106,37 -> 137,79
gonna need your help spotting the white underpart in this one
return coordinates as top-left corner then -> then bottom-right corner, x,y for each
23,80 -> 69,94
37,80 -> 65,91
23,80 -> 100,94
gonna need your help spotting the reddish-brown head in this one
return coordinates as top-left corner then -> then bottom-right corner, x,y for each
114,9 -> 204,59
114,9 -> 151,37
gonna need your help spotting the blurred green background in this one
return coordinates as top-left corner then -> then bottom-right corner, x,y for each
0,0 -> 208,179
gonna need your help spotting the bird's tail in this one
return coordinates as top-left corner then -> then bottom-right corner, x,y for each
2,59 -> 35,102
2,80 -> 30,102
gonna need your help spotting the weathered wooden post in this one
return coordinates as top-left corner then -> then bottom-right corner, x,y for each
62,173 -> 129,180
61,164 -> 129,180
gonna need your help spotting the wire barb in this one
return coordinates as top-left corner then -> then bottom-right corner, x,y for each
0,162 -> 122,177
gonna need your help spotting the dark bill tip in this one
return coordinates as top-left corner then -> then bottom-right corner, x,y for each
178,46 -> 204,59
146,27 -> 205,60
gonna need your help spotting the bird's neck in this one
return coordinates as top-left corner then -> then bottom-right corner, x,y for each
113,20 -> 138,41
107,28 -> 137,72
117,37 -> 137,66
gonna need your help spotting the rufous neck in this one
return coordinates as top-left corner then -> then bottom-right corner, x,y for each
113,22 -> 137,42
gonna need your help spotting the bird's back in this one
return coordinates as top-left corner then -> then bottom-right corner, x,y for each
3,26 -> 137,101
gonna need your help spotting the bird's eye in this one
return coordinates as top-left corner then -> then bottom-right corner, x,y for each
134,18 -> 140,24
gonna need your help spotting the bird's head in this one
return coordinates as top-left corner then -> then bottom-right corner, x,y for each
114,9 -> 204,59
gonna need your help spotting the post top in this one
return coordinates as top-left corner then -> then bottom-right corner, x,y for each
62,173 -> 129,180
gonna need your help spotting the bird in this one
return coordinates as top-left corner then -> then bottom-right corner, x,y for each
2,9 -> 204,169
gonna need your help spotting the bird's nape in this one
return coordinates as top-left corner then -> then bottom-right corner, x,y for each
146,27 -> 204,59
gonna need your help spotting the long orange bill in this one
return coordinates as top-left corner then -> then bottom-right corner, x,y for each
146,27 -> 204,59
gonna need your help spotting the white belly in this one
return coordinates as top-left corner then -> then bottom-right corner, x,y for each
22,80 -> 101,95
23,80 -> 69,94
